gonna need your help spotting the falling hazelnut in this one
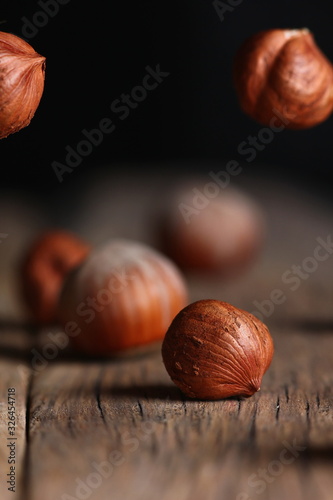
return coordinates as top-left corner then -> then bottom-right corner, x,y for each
162,299 -> 274,400
0,31 -> 46,139
159,184 -> 264,276
57,239 -> 189,354
21,230 -> 90,324
233,28 -> 333,129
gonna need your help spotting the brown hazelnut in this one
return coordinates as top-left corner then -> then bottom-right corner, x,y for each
233,28 -> 333,129
21,230 -> 90,324
159,185 -> 264,276
162,299 -> 274,400
0,31 -> 46,139
57,239 -> 189,354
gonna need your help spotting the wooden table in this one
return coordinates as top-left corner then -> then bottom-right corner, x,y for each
1,169 -> 333,499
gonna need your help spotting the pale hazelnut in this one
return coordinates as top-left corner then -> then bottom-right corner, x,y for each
57,239 -> 189,354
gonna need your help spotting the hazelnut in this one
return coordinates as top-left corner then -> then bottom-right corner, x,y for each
0,31 -> 46,139
159,185 -> 264,276
233,28 -> 333,129
57,239 -> 189,354
162,299 -> 274,400
21,230 -> 90,324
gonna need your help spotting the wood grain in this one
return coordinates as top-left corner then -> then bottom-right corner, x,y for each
23,326 -> 333,500
0,329 -> 31,500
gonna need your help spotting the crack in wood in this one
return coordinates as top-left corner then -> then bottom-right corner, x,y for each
183,399 -> 187,416
94,367 -> 106,426
275,396 -> 280,421
137,400 -> 144,419
237,399 -> 242,417
306,400 -> 310,427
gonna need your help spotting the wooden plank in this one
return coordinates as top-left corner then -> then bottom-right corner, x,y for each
0,329 -> 31,500
26,325 -> 333,500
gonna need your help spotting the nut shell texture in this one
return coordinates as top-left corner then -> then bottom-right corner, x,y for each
162,300 -> 274,400
58,239 -> 189,354
0,31 -> 46,138
233,29 -> 333,129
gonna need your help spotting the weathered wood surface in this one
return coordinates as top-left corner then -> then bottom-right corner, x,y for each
0,329 -> 31,500
1,172 -> 333,499
23,326 -> 333,500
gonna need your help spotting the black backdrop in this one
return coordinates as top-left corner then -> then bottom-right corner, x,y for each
1,0 -> 333,199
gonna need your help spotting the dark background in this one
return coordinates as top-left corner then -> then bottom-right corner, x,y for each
1,0 -> 333,203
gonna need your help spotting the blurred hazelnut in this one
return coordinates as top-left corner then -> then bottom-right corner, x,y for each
21,230 -> 90,324
158,184 -> 264,276
57,239 -> 189,354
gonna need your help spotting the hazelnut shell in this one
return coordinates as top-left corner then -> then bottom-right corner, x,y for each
21,230 -> 90,324
233,29 -> 333,129
57,239 -> 189,354
0,31 -> 46,139
162,299 -> 274,400
159,185 -> 264,276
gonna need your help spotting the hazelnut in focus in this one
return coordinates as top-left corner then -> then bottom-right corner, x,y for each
162,299 -> 274,400
21,230 -> 90,325
57,239 -> 189,355
233,28 -> 333,129
159,185 -> 264,276
0,31 -> 46,139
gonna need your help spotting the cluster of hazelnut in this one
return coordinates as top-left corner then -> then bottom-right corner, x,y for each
20,228 -> 273,401
4,26 -> 333,400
